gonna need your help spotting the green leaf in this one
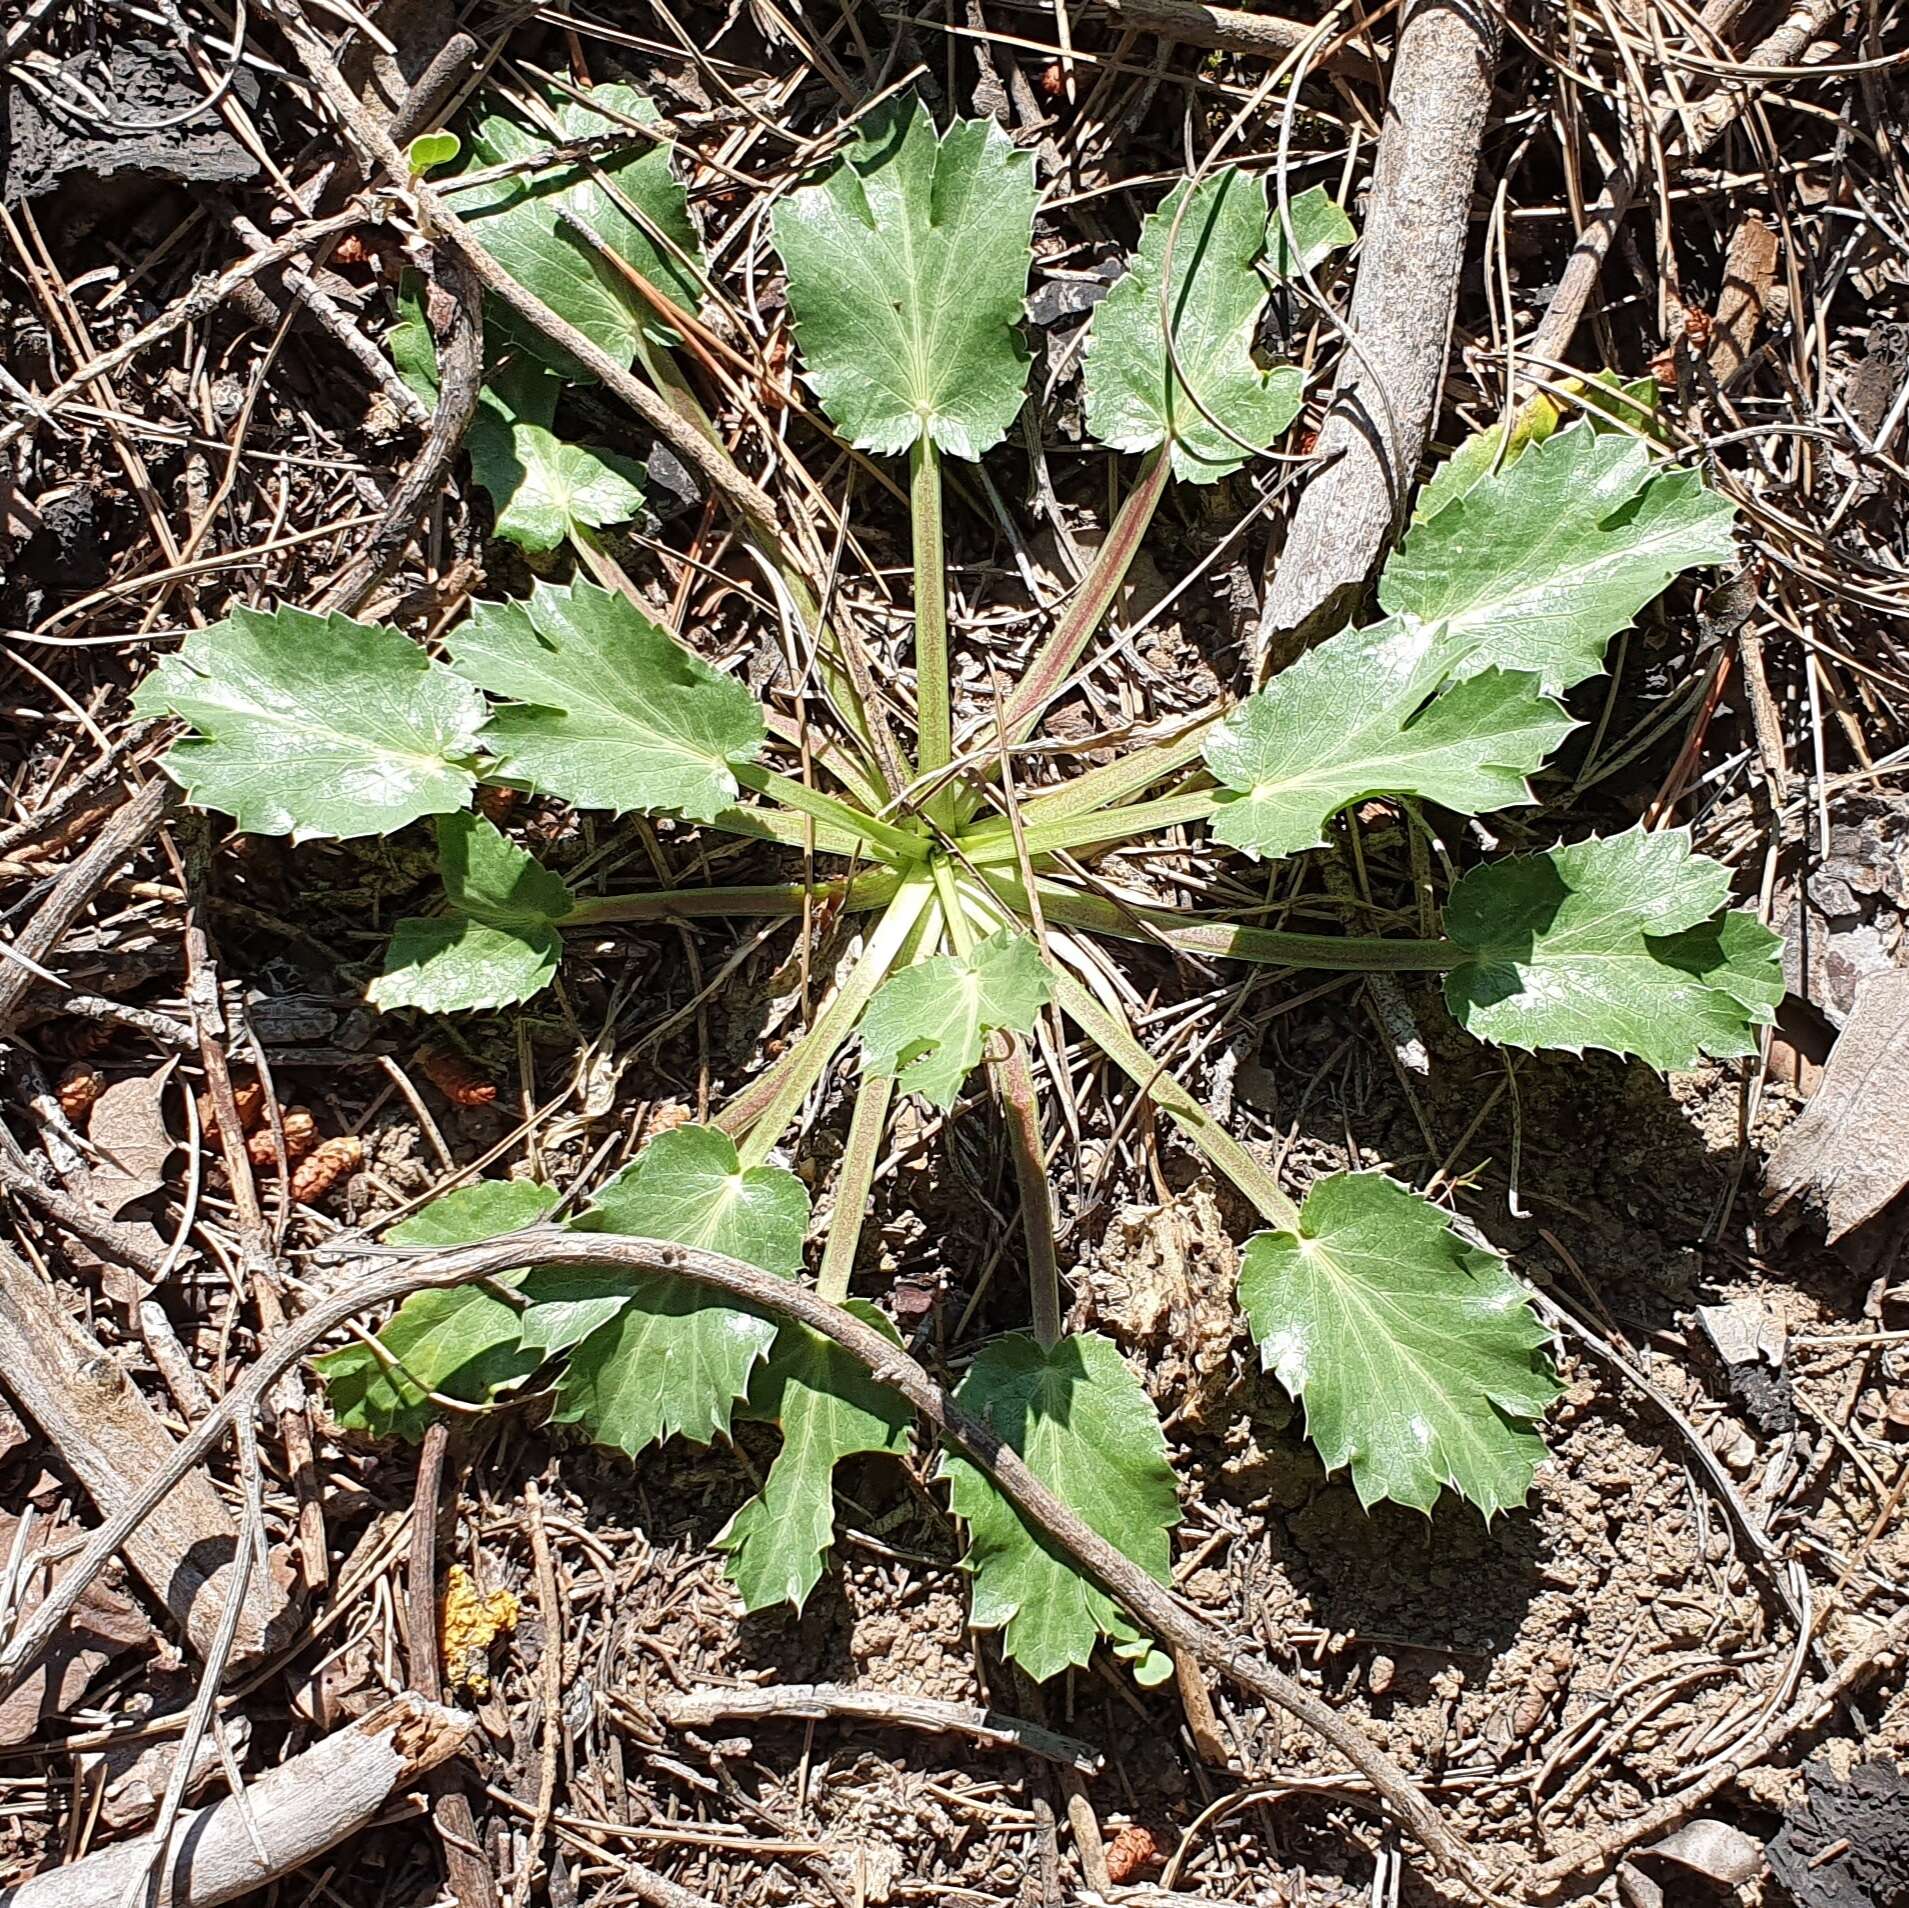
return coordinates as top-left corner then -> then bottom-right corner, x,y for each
1413,373 -> 1662,527
943,1331 -> 1178,1684
1413,397 -> 1564,528
1379,422 -> 1737,692
133,606 -> 485,841
1267,183 -> 1355,279
467,362 -> 645,553
1205,619 -> 1575,859
715,1302 -> 912,1612
1083,167 -> 1304,484
371,812 -> 572,1013
773,99 -> 1038,458
390,272 -> 438,406
459,84 -> 704,368
523,1123 -> 809,1356
314,1180 -> 559,1440
408,130 -> 461,174
471,414 -> 646,552
1442,826 -> 1785,1069
1238,1173 -> 1559,1517
448,578 -> 764,821
860,928 -> 1053,1110
528,1126 -> 808,1457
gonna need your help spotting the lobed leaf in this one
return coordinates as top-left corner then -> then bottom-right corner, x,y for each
1267,182 -> 1355,280
1205,619 -> 1575,859
526,1125 -> 807,1457
715,1302 -> 913,1612
458,84 -> 705,369
1083,167 -> 1304,484
371,811 -> 573,1014
133,606 -> 486,841
860,928 -> 1053,1110
1379,421 -> 1737,693
774,99 -> 1038,458
1441,826 -> 1784,1070
1413,372 -> 1660,526
943,1331 -> 1178,1684
469,364 -> 645,553
448,577 -> 764,821
314,1181 -> 560,1440
1239,1173 -> 1559,1517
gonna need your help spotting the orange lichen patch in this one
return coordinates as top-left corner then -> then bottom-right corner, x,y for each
440,1564 -> 519,1695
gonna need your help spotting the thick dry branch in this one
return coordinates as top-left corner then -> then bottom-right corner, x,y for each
1253,0 -> 1501,669
0,1152 -> 177,1282
0,1693 -> 472,1908
0,1231 -> 1479,1882
0,1246 -> 290,1664
224,207 -> 429,428
659,1682 -> 1103,1774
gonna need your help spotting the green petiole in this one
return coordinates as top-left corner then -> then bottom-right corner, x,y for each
734,762 -> 926,863
964,717 -> 1217,843
730,870 -> 936,1170
911,437 -> 953,821
952,448 -> 1173,827
565,870 -> 901,927
964,787 -> 1219,864
816,1070 -> 896,1305
983,870 -> 1465,973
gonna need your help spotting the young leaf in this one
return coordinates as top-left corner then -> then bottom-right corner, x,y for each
1442,826 -> 1783,1070
773,99 -> 1038,459
314,1180 -> 559,1440
133,606 -> 486,841
469,364 -> 645,553
943,1331 -> 1178,1684
458,84 -> 705,367
408,130 -> 461,174
1204,619 -> 1575,859
1267,183 -> 1355,279
1083,167 -> 1304,484
448,578 -> 765,821
860,927 -> 1053,1110
1378,422 -> 1737,692
715,1302 -> 912,1612
371,812 -> 572,1014
527,1125 -> 807,1456
1238,1173 -> 1558,1517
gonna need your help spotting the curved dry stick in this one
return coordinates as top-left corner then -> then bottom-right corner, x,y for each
1252,0 -> 1502,672
0,1230 -> 1481,1884
319,250 -> 484,618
